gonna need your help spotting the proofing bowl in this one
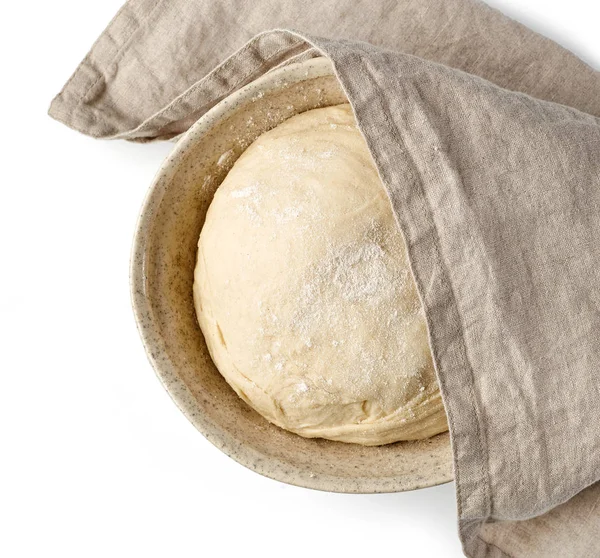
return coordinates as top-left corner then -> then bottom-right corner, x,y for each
131,57 -> 453,493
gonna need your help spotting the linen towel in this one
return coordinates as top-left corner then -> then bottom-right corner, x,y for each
49,1 -> 600,556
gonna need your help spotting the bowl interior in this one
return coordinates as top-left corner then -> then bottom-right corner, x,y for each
131,57 -> 453,493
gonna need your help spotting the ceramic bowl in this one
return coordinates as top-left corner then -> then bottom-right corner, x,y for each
131,56 -> 453,493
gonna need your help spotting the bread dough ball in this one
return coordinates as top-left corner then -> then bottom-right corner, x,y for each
194,104 -> 448,445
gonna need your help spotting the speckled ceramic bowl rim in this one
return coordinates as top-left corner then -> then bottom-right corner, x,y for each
130,57 -> 453,493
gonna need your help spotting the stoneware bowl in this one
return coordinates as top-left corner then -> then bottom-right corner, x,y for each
131,56 -> 453,493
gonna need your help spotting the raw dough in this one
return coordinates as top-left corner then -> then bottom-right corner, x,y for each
194,104 -> 448,445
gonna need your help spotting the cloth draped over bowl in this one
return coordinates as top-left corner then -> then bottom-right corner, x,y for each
49,1 -> 600,556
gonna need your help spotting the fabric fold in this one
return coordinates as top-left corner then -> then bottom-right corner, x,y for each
49,0 -> 600,141
49,2 -> 600,557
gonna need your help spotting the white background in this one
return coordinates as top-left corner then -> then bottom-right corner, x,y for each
1,1 -> 598,557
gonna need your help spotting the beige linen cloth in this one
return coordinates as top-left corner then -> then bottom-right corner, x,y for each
49,1 -> 600,556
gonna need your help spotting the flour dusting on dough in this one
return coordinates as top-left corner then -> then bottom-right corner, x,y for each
194,104 -> 448,445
